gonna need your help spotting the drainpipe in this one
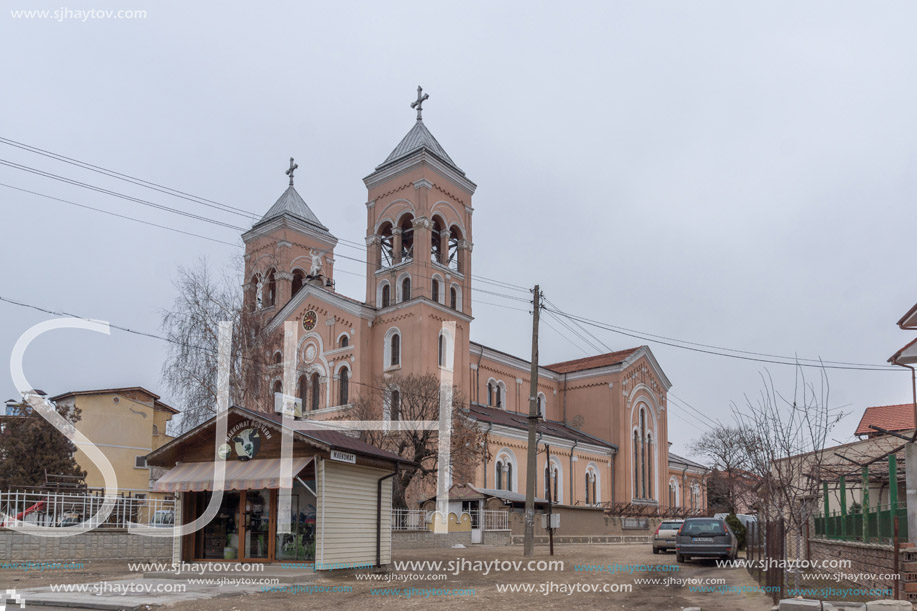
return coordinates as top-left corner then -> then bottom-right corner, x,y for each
483,422 -> 493,489
562,374 -> 568,425
376,467 -> 398,567
890,357 -> 917,439
611,450 -> 616,505
569,440 -> 578,503
476,345 -> 485,405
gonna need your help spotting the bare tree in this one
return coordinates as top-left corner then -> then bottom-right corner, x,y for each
160,257 -> 276,432
733,364 -> 843,588
691,425 -> 753,514
345,373 -> 488,509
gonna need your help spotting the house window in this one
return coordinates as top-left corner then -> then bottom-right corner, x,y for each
135,456 -> 148,469
152,425 -> 160,436
381,284 -> 390,308
339,368 -> 349,405
432,278 -> 440,303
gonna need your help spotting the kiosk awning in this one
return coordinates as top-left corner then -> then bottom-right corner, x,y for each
154,457 -> 313,492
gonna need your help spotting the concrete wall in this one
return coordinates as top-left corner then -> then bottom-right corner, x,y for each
392,531 -> 472,549
508,506 -> 664,539
0,529 -> 173,562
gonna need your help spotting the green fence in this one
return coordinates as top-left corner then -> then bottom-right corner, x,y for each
813,502 -> 907,543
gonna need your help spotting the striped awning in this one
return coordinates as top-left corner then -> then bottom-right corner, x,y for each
153,457 -> 313,492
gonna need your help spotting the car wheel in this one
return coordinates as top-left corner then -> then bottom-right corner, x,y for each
653,547 -> 659,555
676,553 -> 684,563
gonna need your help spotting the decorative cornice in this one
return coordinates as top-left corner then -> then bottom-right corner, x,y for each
413,178 -> 433,190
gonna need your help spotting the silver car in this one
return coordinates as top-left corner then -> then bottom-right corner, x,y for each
675,517 -> 737,563
652,519 -> 684,554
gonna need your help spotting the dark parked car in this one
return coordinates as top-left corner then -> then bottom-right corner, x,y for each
675,517 -> 737,563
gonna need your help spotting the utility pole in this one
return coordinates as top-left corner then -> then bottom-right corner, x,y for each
523,285 -> 541,557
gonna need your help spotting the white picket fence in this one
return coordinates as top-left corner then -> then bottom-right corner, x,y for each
0,491 -> 175,529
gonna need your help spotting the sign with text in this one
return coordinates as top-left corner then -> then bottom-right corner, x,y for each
330,450 -> 356,464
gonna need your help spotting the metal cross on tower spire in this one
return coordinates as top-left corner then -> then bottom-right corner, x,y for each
411,85 -> 429,121
285,157 -> 298,187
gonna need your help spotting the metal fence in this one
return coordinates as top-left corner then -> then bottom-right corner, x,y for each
746,518 -> 785,604
482,510 -> 509,530
391,509 -> 509,531
812,501 -> 906,544
392,509 -> 429,531
0,491 -> 175,529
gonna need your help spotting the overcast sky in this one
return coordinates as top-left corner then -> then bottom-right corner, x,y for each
2,0 -> 916,460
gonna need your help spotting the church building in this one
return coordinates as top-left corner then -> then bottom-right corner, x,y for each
237,87 -> 706,512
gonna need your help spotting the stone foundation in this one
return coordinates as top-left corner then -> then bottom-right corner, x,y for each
0,528 -> 174,562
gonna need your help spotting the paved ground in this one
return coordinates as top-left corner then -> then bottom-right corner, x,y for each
1,544 -> 776,610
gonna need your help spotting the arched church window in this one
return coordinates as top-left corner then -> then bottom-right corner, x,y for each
633,430 -> 639,498
381,283 -> 390,308
495,384 -> 503,409
310,372 -> 320,412
251,275 -> 262,310
339,334 -> 349,348
272,351 -> 282,365
272,379 -> 282,397
647,433 -> 653,500
391,389 -> 401,421
401,277 -> 411,302
339,368 -> 349,406
487,382 -> 494,407
378,222 -> 394,268
639,408 -> 647,498
431,217 -> 445,264
399,215 -> 414,261
298,375 -> 307,410
506,462 -> 513,491
438,334 -> 444,367
432,278 -> 440,303
496,460 -> 504,491
265,268 -> 276,307
292,269 -> 305,297
448,226 -> 462,272
391,333 -> 401,367
450,287 -> 457,310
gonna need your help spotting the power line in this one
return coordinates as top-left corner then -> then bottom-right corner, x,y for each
0,183 -> 242,248
0,136 -> 258,221
0,158 -> 247,231
544,305 -> 901,373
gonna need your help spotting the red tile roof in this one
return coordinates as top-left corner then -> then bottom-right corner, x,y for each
855,404 -> 917,436
546,348 -> 641,374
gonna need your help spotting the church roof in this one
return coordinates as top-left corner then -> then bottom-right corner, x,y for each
546,348 -> 642,374
376,119 -> 464,175
467,403 -> 617,450
253,185 -> 333,238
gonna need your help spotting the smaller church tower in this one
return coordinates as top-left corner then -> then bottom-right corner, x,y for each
242,158 -> 338,314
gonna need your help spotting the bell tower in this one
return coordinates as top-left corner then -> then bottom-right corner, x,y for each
364,87 -> 476,382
